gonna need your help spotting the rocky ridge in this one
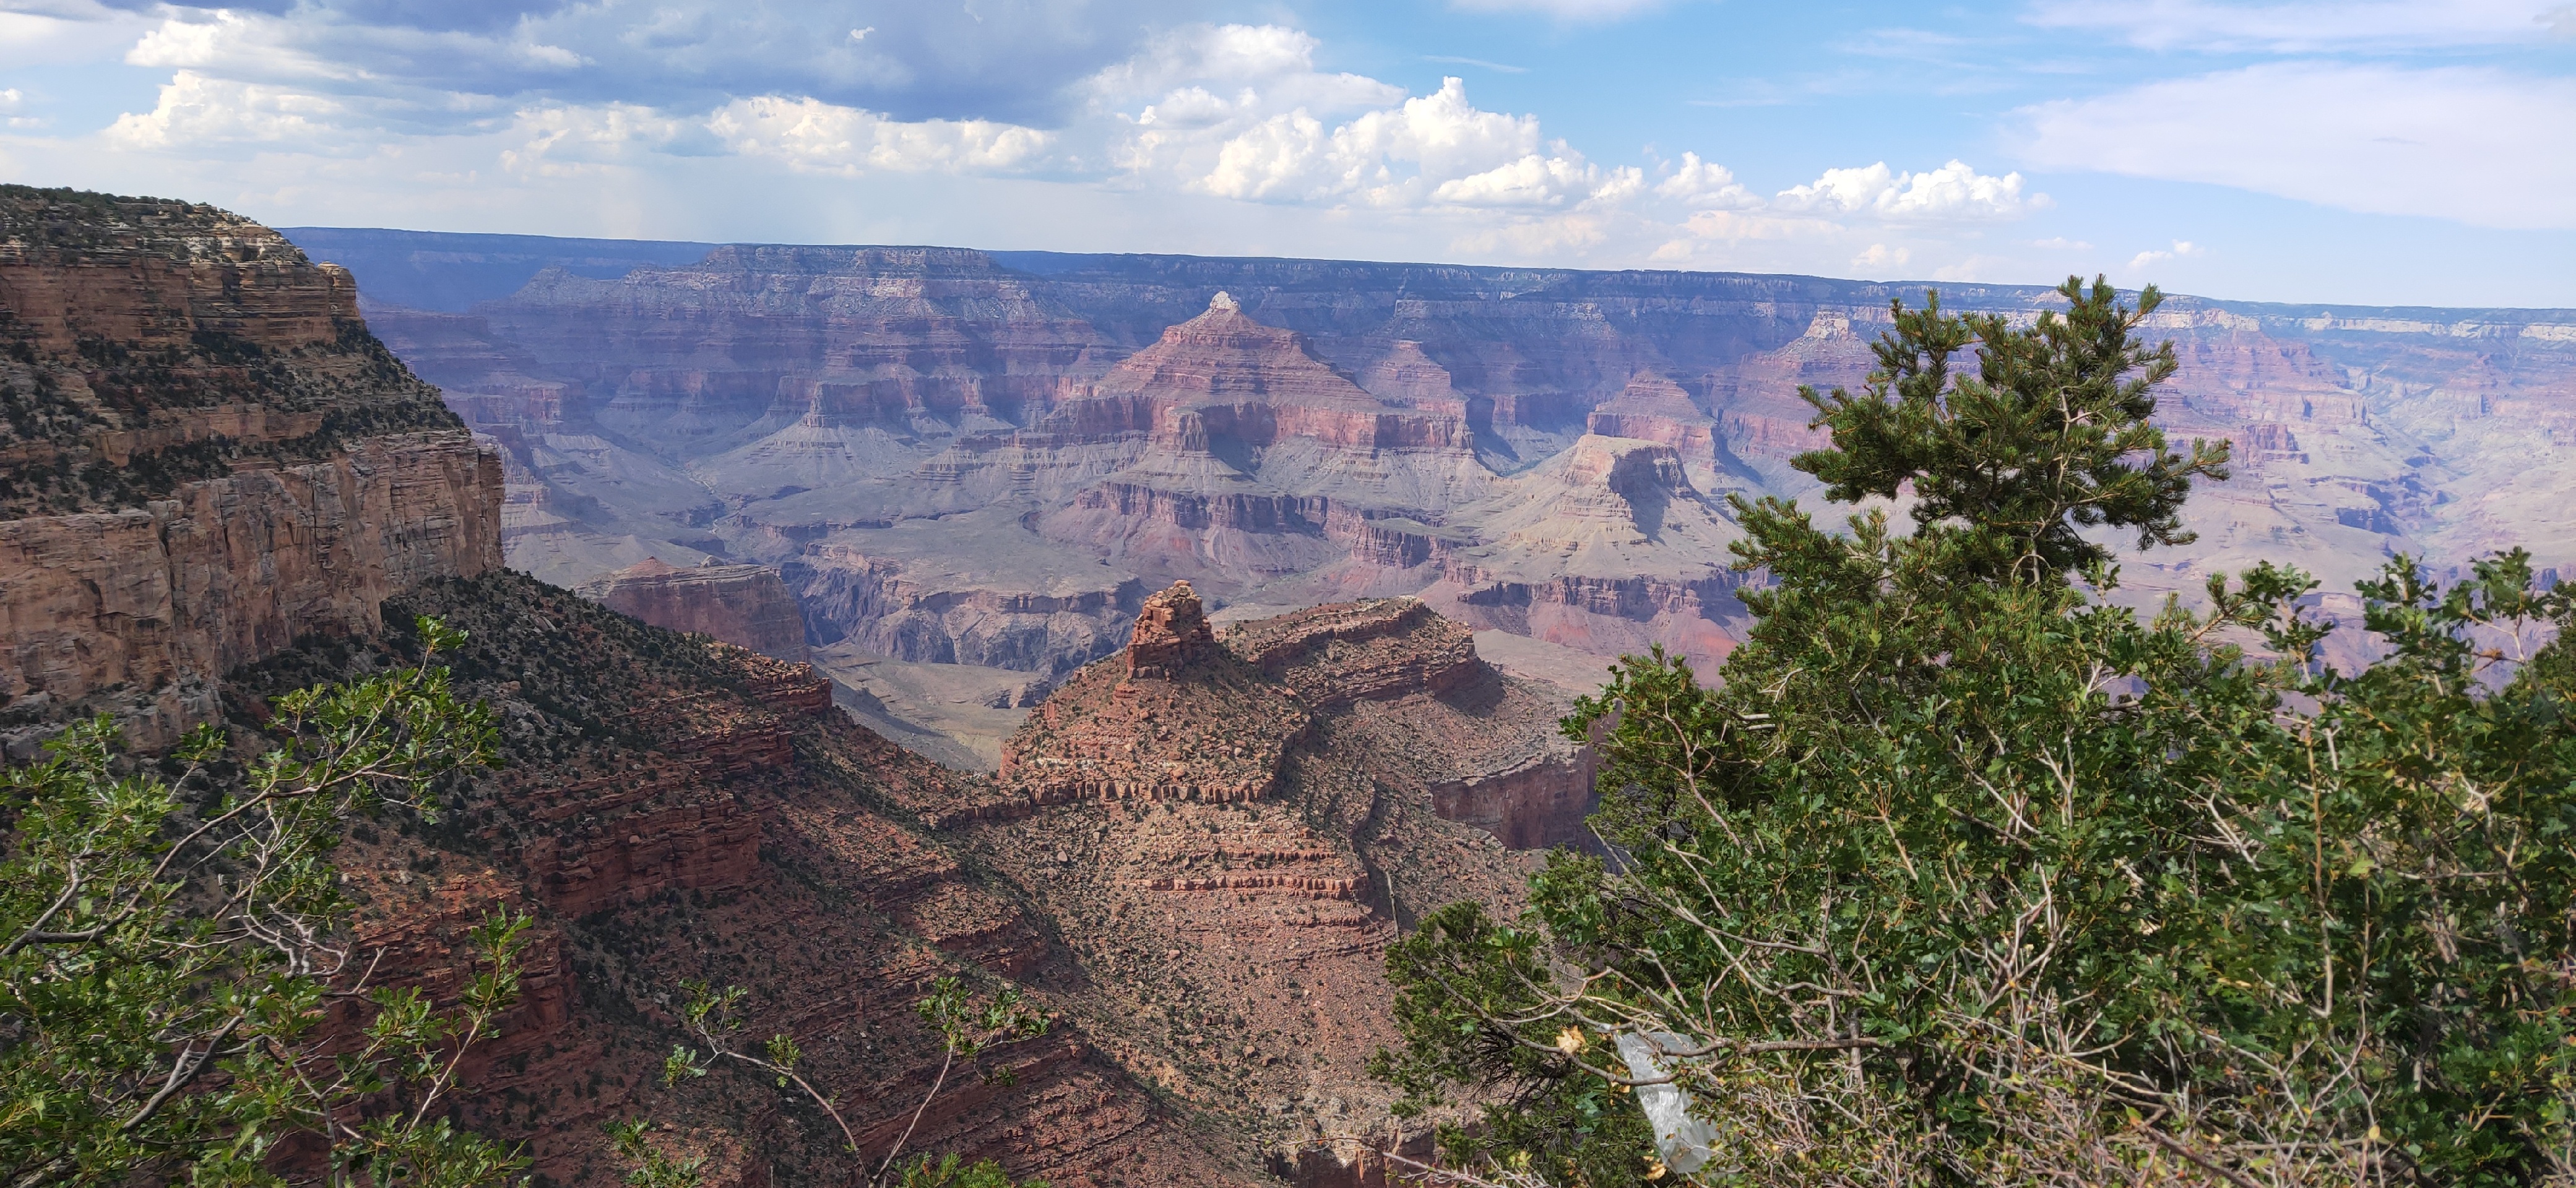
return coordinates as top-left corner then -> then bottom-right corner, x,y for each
0,186 -> 498,751
574,556 -> 811,662
322,234 -> 2576,756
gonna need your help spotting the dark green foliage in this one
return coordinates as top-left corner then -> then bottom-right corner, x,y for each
895,1153 -> 1045,1188
0,619 -> 527,1186
1789,275 -> 2229,585
1377,278 -> 2576,1186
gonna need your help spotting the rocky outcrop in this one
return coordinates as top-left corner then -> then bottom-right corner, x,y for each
575,557 -> 810,662
959,584 -> 1591,1172
1128,580 -> 1216,678
1222,597 -> 1484,709
0,187 -> 499,750
304,229 -> 2576,722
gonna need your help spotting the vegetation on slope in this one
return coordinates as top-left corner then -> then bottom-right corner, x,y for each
1378,277 -> 2576,1187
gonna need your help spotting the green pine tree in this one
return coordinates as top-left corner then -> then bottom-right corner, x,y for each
1375,277 -> 2576,1187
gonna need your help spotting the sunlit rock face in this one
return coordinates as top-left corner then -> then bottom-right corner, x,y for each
322,230 -> 2576,702
575,557 -> 810,663
11,193 -> 1282,1188
0,187 -> 499,752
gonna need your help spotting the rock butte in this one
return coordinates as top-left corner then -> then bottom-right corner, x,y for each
328,232 -> 2575,747
574,556 -> 811,663
0,189 -> 1605,1187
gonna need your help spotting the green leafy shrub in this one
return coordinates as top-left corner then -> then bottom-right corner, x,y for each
1378,278 -> 2576,1187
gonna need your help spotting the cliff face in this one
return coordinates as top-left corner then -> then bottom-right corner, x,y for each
943,583 -> 1594,1165
574,557 -> 810,662
340,233 -> 2576,712
6,191 -> 1271,1188
236,574 -> 1255,1188
0,187 -> 498,751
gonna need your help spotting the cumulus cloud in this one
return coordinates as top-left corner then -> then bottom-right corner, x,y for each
1774,159 -> 2047,221
2127,239 -> 2205,271
2025,0 -> 2567,51
709,98 -> 1048,176
1654,152 -> 1760,209
2017,62 -> 2576,230
105,71 -> 367,150
1136,74 -> 1631,210
1087,24 -> 1399,118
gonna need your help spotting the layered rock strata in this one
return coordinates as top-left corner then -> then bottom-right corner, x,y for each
7,191 -> 1266,1188
302,228 -> 2576,728
928,583 -> 1597,1169
575,557 -> 810,662
0,186 -> 499,751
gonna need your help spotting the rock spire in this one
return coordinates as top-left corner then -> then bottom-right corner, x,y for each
1126,580 -> 1214,679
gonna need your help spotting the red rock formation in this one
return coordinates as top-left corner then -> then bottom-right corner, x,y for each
0,187 -> 499,751
576,557 -> 811,662
1127,579 -> 1215,678
962,587 -> 1594,1172
9,192 -> 1262,1188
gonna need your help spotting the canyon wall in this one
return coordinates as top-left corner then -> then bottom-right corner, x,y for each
0,187 -> 498,751
5,189 -> 1271,1188
574,557 -> 810,662
313,226 -> 2576,713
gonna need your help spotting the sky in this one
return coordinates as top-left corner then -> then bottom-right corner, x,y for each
1,0 -> 2571,308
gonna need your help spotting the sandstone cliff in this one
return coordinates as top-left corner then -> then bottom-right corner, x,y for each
920,582 -> 1596,1170
0,186 -> 499,751
575,556 -> 810,662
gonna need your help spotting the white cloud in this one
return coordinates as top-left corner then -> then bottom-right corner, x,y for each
1086,24 -> 1398,117
708,98 -> 1048,176
2127,239 -> 2206,271
2025,0 -> 2567,51
1852,243 -> 1911,271
2031,236 -> 2093,249
104,71 -> 364,151
1775,159 -> 2047,222
2017,62 -> 2576,230
1654,151 -> 1759,209
1172,76 -> 1627,210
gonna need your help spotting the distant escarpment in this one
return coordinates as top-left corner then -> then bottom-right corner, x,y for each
576,557 -> 810,662
0,186 -> 498,751
335,230 -> 2576,717
923,581 -> 1595,1170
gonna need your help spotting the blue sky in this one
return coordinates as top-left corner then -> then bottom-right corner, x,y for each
1,0 -> 2570,306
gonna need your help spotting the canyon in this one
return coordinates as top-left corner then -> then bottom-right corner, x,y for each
2,187 -> 1598,1186
293,227 -> 2576,759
